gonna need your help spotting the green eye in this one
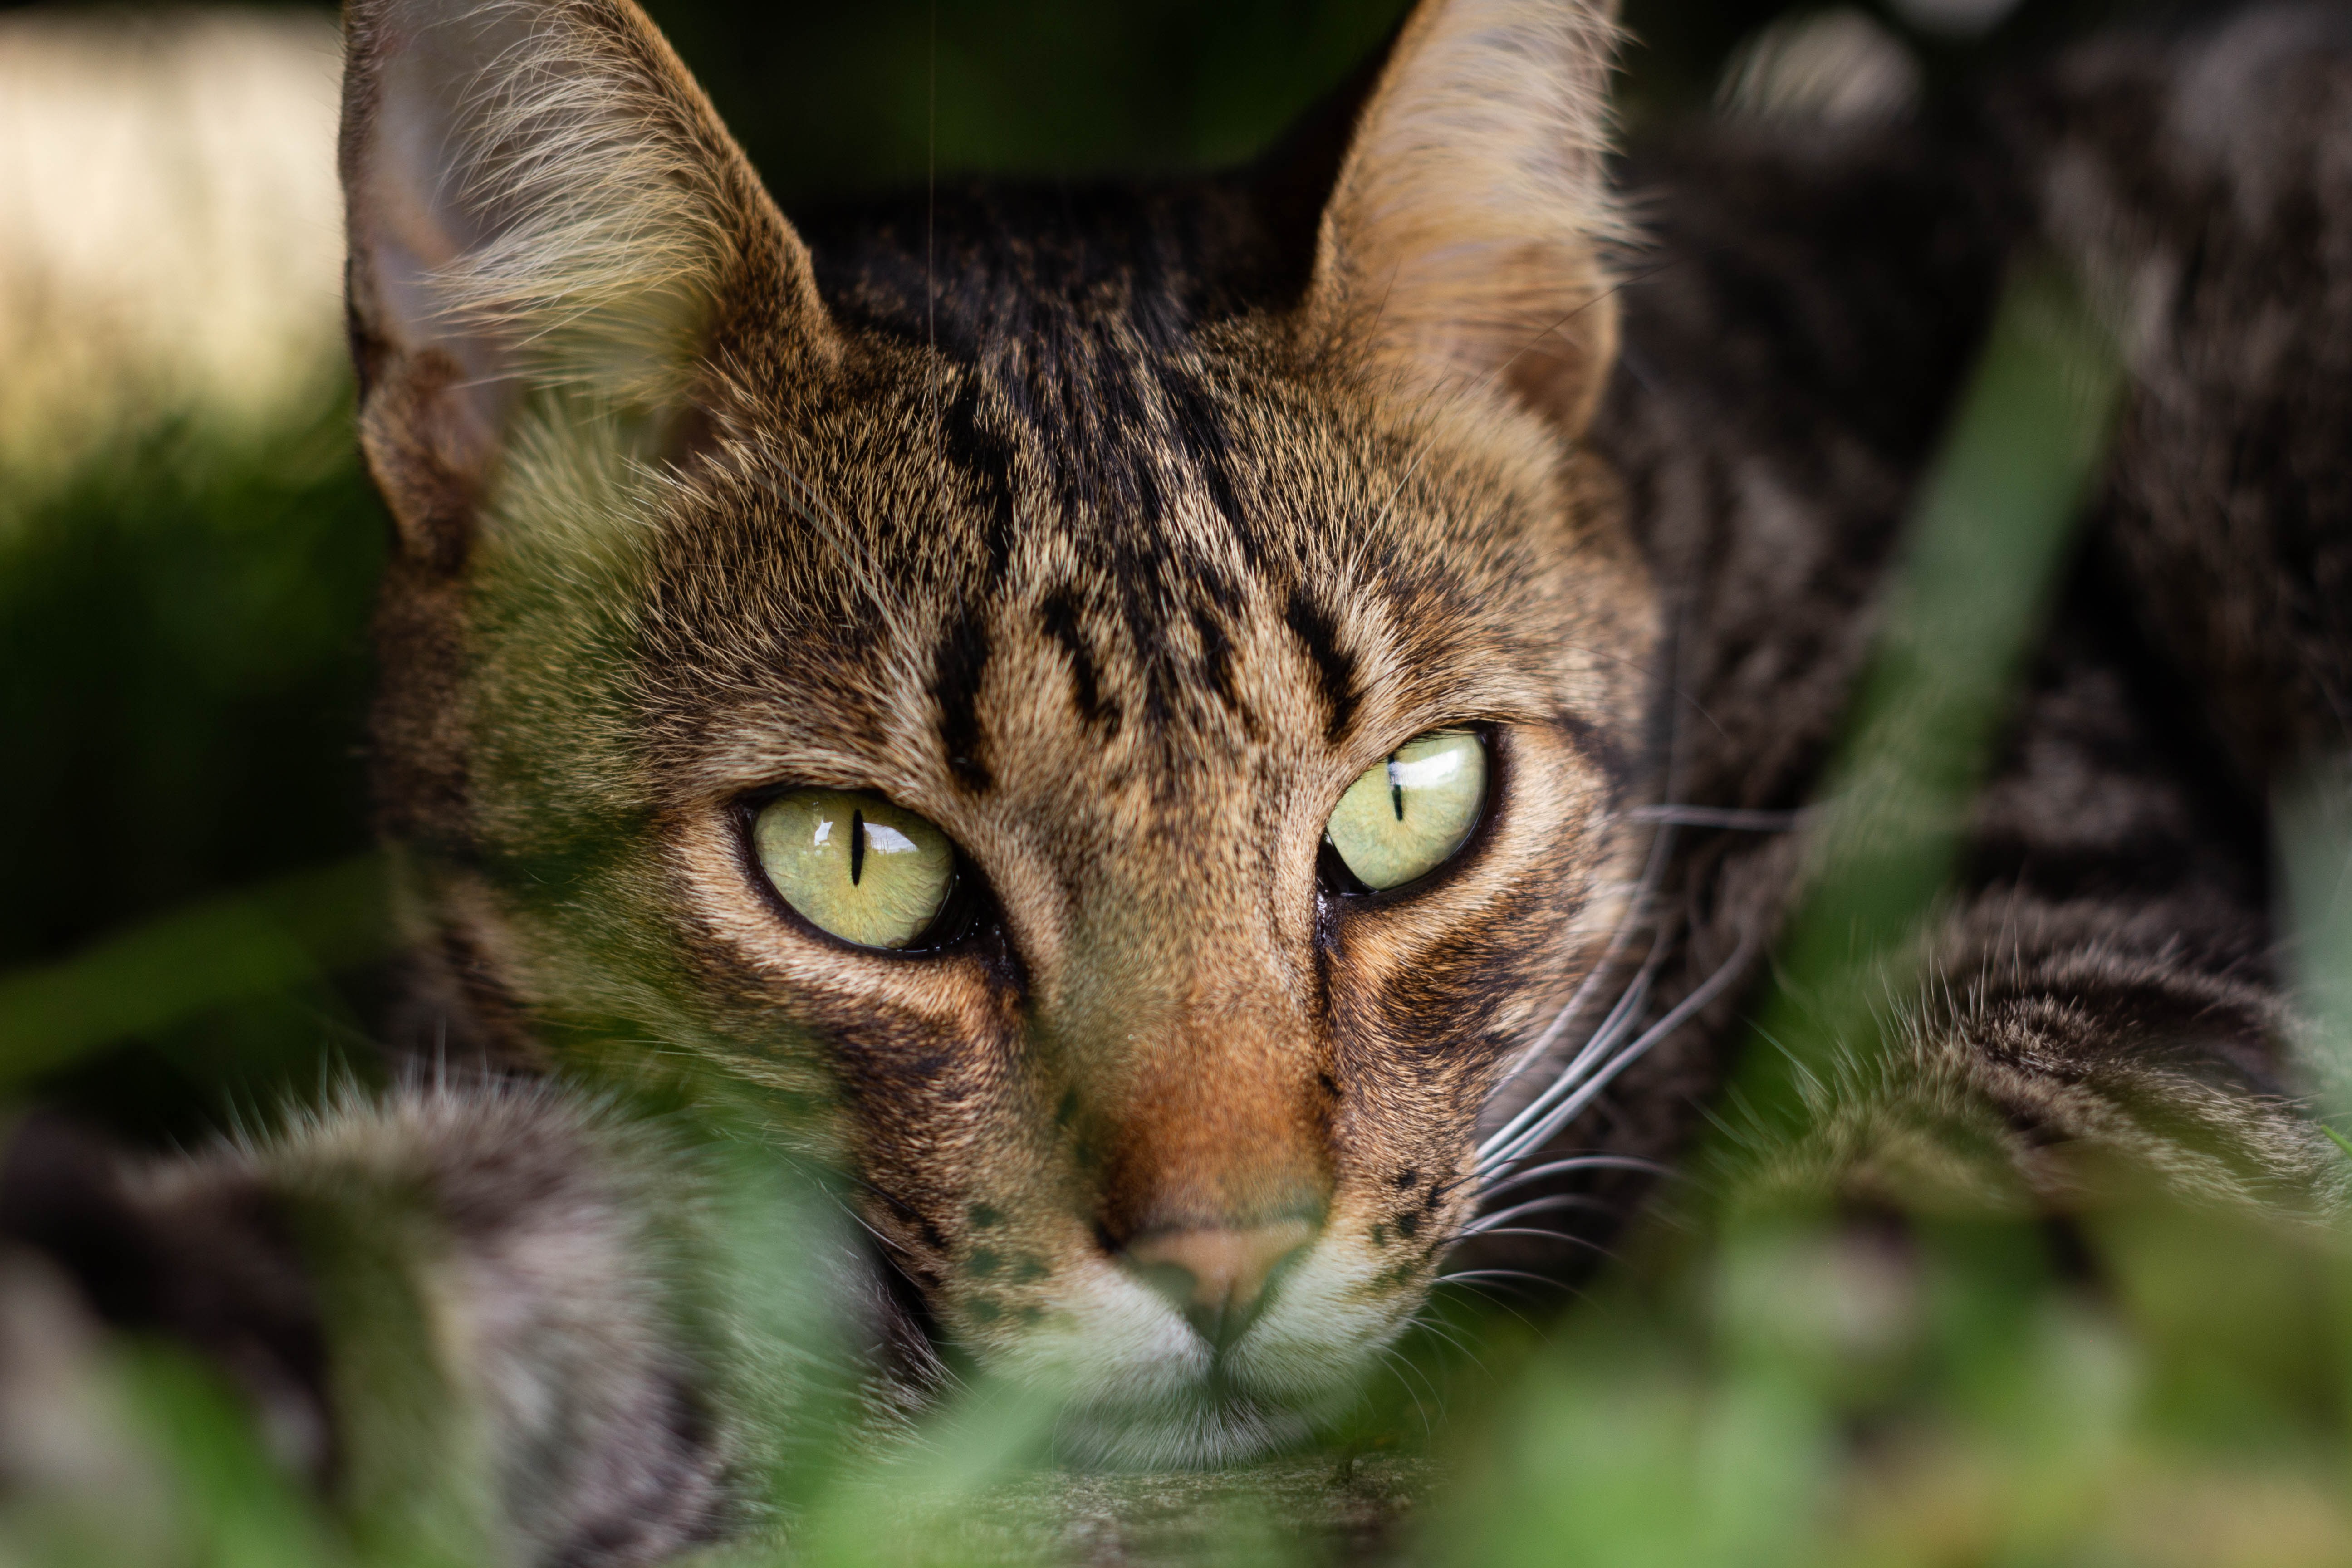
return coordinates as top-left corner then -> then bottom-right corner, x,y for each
752,789 -> 956,949
1324,728 -> 1488,891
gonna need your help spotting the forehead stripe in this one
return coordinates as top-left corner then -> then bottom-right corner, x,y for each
940,375 -> 1018,582
1284,588 -> 1359,745
1038,588 -> 1119,733
931,609 -> 994,789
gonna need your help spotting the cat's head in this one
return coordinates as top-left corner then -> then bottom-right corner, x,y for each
344,0 -> 1655,1463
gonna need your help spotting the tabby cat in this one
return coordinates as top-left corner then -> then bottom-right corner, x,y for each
6,0 -> 2352,1559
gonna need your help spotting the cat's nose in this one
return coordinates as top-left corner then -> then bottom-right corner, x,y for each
1122,1219 -> 1315,1349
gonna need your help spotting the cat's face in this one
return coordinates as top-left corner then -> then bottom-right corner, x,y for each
347,0 -> 1647,1461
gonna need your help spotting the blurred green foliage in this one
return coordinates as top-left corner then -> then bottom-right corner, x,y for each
0,407 -> 383,966
641,0 -> 1409,193
0,409 -> 389,1142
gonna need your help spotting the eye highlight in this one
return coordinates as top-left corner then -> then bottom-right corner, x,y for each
1324,728 -> 1489,892
753,789 -> 955,949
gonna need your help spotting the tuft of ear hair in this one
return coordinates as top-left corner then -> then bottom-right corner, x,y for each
1304,0 -> 1624,438
340,0 -> 832,562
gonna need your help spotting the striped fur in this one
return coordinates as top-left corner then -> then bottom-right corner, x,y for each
345,0 -> 1652,1472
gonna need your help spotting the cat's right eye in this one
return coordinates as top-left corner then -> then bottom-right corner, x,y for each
752,789 -> 956,950
1324,728 -> 1489,892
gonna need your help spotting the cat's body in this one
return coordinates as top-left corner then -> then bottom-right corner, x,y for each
1599,10 -> 2352,1222
6,1 -> 2352,1560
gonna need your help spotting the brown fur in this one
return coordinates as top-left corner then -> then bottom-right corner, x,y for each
341,0 -> 1655,1467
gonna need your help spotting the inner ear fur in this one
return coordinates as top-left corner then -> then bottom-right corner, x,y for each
1302,0 -> 1623,438
341,0 -> 834,563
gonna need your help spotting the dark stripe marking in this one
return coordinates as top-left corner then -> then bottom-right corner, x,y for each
941,376 -> 1018,582
1038,588 -> 1118,732
1191,601 -> 1248,724
1285,588 -> 1359,744
1554,709 -> 1632,795
1152,359 -> 1259,566
932,610 -> 995,789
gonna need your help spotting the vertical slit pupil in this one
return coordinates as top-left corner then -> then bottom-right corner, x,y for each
850,808 -> 866,885
1387,754 -> 1406,822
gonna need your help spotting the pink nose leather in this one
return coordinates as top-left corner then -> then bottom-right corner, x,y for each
1123,1220 -> 1314,1348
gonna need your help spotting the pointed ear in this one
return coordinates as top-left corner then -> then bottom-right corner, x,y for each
340,0 -> 834,563
1302,0 -> 1622,437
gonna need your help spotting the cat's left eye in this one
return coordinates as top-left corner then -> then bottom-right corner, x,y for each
1324,728 -> 1489,892
752,789 -> 958,950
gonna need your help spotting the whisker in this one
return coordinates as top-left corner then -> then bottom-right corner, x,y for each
1435,1267 -> 1581,1291
1373,1344 -> 1436,1445
1430,1277 -> 1557,1329
1477,931 -> 1672,1166
1486,820 -> 1680,1095
1447,1226 -> 1612,1250
1410,1317 -> 1486,1372
1473,1153 -> 1672,1200
838,1171 -> 939,1268
1476,932 -> 1761,1181
842,1204 -> 918,1259
1459,1192 -> 1613,1235
1438,1280 -> 1548,1308
1439,414 -> 1780,1274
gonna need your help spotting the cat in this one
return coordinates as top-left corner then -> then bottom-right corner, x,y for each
6,0 -> 2352,1560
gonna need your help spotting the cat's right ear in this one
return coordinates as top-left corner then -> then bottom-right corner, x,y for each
1299,0 -> 1623,439
341,0 -> 836,566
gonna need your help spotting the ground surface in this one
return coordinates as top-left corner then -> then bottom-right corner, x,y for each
843,1455 -> 1435,1566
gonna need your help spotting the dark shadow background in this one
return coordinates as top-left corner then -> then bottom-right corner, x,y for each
0,0 -> 2168,1140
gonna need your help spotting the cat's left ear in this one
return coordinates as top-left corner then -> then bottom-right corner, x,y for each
341,0 -> 838,564
1301,0 -> 1622,437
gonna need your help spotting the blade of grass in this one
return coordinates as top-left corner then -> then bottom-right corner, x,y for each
1709,260 -> 2126,1168
0,852 -> 394,1092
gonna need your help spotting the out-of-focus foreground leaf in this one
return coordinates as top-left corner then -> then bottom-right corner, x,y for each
1715,260 -> 2126,1167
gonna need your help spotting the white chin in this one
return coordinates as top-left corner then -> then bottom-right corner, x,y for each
985,1254 -> 1403,1468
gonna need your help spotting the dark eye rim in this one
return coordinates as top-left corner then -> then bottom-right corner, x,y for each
731,785 -> 990,957
1318,721 -> 1501,905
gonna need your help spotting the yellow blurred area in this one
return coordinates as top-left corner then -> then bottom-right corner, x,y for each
0,8 -> 346,495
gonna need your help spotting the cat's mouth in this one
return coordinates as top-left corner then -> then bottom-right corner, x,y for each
875,1226 -> 1420,1469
